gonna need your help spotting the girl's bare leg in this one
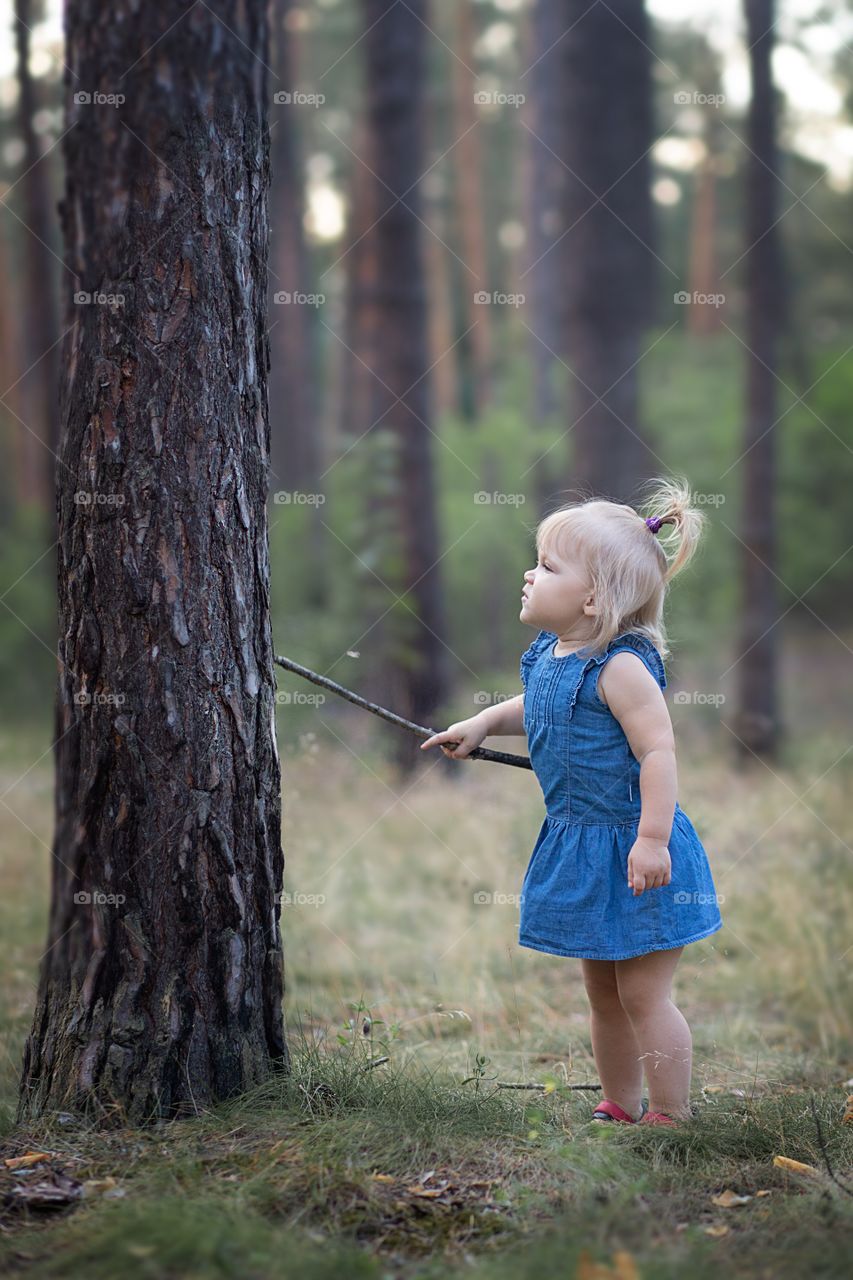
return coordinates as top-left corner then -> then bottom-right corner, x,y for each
580,958 -> 645,1119
615,945 -> 692,1120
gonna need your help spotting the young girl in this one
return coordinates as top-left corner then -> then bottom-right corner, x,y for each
421,477 -> 723,1127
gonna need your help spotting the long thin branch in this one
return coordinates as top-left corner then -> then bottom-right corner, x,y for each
273,654 -> 532,770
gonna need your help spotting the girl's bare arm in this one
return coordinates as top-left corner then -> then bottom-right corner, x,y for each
477,694 -> 526,737
420,693 -> 526,759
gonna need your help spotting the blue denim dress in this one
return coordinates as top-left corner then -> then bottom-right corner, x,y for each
518,628 -> 723,961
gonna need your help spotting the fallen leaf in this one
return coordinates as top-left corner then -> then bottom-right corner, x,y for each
704,1224 -> 730,1237
371,1173 -> 395,1183
4,1152 -> 54,1169
4,1170 -> 83,1210
842,1095 -> 853,1126
576,1248 -> 639,1279
82,1177 -> 120,1197
773,1156 -> 820,1176
711,1189 -> 753,1208
756,1189 -> 772,1197
406,1180 -> 450,1198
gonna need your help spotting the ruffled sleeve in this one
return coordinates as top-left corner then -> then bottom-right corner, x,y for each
598,633 -> 666,690
520,629 -> 557,690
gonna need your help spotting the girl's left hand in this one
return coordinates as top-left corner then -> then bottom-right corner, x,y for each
627,837 -> 671,896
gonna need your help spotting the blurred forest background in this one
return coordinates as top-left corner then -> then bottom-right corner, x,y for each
0,5 -> 852,1271
1,0 -> 853,765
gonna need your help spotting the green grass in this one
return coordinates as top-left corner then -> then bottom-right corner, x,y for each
2,1028 -> 852,1278
1,678 -> 853,1277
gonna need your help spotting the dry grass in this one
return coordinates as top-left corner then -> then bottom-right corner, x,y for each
0,676 -> 852,1278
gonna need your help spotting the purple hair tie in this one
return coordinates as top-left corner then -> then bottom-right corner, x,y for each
645,515 -> 664,533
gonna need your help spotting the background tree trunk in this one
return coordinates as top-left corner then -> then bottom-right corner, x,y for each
269,0 -> 326,610
0,222 -> 34,522
18,0 -> 287,1124
734,0 -> 782,759
687,110 -> 724,336
269,0 -> 319,494
523,0 -> 566,432
450,1 -> 492,419
561,0 -> 659,503
360,0 -> 449,776
14,0 -> 59,521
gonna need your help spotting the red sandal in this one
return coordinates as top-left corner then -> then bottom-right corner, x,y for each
591,1098 -> 649,1123
638,1109 -> 677,1126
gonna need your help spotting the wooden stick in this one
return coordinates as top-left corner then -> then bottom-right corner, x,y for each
497,1082 -> 601,1092
274,654 -> 533,770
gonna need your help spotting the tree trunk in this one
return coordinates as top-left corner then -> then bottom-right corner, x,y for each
687,81 -> 724,337
14,0 -> 59,520
18,0 -> 287,1125
450,1 -> 492,417
0,222 -> 34,523
523,0 -> 566,429
269,0 -> 318,493
269,0 -> 326,610
734,0 -> 782,759
338,113 -> 381,445
360,0 -> 449,776
424,201 -> 458,419
561,0 -> 659,503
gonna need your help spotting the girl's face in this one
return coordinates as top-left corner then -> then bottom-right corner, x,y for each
520,541 -> 596,634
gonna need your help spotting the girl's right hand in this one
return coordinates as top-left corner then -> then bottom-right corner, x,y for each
420,714 -> 488,760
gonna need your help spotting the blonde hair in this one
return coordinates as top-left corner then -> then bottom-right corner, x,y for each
531,476 -> 707,661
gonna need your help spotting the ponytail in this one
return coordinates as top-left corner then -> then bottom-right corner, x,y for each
638,475 -> 707,583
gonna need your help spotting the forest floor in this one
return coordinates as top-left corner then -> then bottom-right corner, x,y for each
0,699 -> 852,1279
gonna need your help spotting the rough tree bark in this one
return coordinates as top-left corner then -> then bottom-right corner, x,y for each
18,0 -> 288,1124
